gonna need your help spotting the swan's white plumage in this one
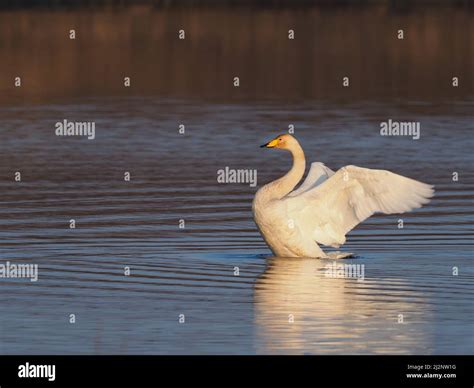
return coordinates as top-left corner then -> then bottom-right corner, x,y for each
253,134 -> 434,258
285,165 -> 434,249
288,162 -> 334,197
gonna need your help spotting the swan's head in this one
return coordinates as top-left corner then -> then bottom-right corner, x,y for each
260,134 -> 298,151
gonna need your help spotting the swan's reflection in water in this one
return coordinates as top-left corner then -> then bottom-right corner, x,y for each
254,257 -> 433,354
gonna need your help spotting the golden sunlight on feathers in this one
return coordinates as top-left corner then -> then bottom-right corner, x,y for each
253,134 -> 434,258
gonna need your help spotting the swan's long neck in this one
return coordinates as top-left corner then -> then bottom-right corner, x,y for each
262,143 -> 306,201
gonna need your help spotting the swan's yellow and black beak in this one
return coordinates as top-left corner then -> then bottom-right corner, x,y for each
260,138 -> 279,148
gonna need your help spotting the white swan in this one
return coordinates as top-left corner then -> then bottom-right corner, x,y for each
253,134 -> 434,258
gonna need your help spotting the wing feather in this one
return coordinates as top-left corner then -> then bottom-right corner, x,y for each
286,165 -> 434,247
288,162 -> 335,197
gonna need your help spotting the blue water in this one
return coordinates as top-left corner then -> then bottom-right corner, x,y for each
0,98 -> 472,354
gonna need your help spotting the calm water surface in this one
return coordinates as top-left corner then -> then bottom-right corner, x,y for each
0,98 -> 472,354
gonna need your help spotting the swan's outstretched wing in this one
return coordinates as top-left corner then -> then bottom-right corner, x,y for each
286,165 -> 434,247
288,162 -> 335,197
